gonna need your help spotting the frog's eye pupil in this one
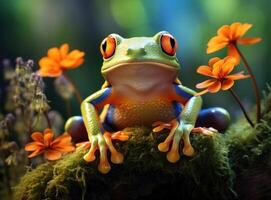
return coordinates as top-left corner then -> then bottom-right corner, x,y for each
100,35 -> 116,59
101,41 -> 107,52
170,37 -> 175,48
161,33 -> 177,56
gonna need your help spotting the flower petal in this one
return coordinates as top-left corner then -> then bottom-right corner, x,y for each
25,142 -> 44,151
208,81 -> 221,93
72,58 -> 84,68
207,43 -> 227,54
227,44 -> 240,65
44,150 -> 62,160
28,148 -> 44,158
51,134 -> 72,146
53,145 -> 75,153
212,59 -> 224,77
237,23 -> 252,38
207,36 -> 229,46
226,72 -> 250,80
221,58 -> 236,77
217,25 -> 230,38
48,47 -> 61,61
196,79 -> 216,89
229,22 -> 241,40
221,79 -> 234,90
31,132 -> 44,142
238,37 -> 262,45
44,129 -> 54,146
208,57 -> 221,67
196,65 -> 214,77
67,50 -> 85,60
195,89 -> 209,96
60,43 -> 69,59
38,57 -> 62,77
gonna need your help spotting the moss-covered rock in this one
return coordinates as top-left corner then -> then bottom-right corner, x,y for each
14,90 -> 271,200
14,127 -> 234,200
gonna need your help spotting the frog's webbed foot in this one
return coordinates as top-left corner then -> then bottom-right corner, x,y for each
76,131 -> 129,174
153,119 -> 195,162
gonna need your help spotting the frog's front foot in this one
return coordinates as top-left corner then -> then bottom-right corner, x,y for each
152,119 -> 195,163
77,131 -> 129,174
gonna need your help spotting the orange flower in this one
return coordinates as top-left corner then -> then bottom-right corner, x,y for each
38,43 -> 85,77
25,129 -> 75,160
196,56 -> 250,96
207,22 -> 261,63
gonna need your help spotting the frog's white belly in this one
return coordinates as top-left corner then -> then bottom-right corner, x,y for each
103,62 -> 180,129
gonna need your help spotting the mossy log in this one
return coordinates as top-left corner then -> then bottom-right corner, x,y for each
14,127 -> 234,200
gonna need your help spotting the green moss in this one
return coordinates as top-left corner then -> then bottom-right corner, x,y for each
14,162 -> 54,200
226,107 -> 271,172
14,127 -> 233,200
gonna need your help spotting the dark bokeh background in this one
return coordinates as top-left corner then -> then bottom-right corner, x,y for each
0,0 -> 270,120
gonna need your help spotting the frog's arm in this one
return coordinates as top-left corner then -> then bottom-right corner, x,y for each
81,87 -> 112,136
164,84 -> 202,160
173,84 -> 202,125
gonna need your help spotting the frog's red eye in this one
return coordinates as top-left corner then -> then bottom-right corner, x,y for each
160,33 -> 177,56
100,35 -> 116,59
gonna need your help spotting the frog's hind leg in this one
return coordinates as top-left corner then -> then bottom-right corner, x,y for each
195,107 -> 230,132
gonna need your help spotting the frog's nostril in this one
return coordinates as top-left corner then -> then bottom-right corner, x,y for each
126,48 -> 146,56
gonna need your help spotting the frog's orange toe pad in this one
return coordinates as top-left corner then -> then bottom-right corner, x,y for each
98,159 -> 111,174
111,152 -> 124,164
183,145 -> 195,157
158,142 -> 170,152
83,149 -> 96,162
167,148 -> 180,163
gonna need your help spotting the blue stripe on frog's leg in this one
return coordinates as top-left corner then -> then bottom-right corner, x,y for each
195,107 -> 230,132
102,104 -> 117,132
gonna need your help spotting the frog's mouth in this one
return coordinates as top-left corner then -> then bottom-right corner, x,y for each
103,61 -> 179,92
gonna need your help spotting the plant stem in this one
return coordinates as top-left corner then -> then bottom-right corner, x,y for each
43,111 -> 51,128
63,73 -> 83,104
233,44 -> 261,123
229,89 -> 254,128
65,99 -> 71,117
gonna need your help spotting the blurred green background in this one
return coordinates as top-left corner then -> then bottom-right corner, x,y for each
0,0 -> 270,120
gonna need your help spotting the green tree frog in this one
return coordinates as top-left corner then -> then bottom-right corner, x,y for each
65,31 -> 230,174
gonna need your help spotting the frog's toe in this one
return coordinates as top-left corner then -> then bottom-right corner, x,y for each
167,149 -> 180,163
83,141 -> 97,162
158,142 -> 170,152
192,127 -> 218,136
182,144 -> 195,157
152,121 -> 172,132
98,146 -> 111,174
157,120 -> 178,152
182,131 -> 195,157
104,132 -> 126,164
111,131 -> 130,141
166,130 -> 182,163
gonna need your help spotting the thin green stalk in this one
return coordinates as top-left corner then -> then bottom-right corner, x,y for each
63,73 -> 83,104
229,89 -> 254,128
233,45 -> 261,123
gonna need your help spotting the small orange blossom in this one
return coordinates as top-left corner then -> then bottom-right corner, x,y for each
207,22 -> 261,63
38,43 -> 85,77
196,56 -> 250,96
25,129 -> 75,160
